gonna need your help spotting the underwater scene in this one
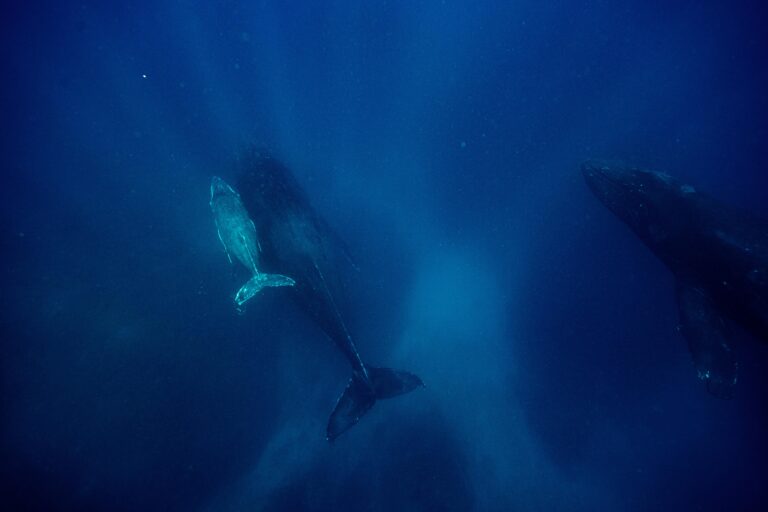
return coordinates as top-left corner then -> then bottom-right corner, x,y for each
2,1 -> 768,511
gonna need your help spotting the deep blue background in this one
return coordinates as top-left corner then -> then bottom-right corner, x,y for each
2,1 -> 768,510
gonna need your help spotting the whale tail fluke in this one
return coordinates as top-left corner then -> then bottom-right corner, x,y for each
234,273 -> 295,306
326,366 -> 423,442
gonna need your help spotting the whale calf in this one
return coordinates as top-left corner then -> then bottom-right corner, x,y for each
235,153 -> 423,441
583,161 -> 768,397
209,176 -> 295,306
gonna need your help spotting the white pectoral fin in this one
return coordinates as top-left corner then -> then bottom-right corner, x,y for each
676,280 -> 738,398
240,233 -> 259,273
246,220 -> 264,256
234,273 -> 296,306
217,228 -> 233,264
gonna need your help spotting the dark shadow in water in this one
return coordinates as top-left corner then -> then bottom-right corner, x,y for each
262,415 -> 474,512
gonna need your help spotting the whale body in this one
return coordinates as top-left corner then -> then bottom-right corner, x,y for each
583,161 -> 768,397
209,176 -> 295,306
235,153 -> 423,441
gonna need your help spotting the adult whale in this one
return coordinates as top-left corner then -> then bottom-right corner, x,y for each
236,152 -> 423,441
583,161 -> 768,397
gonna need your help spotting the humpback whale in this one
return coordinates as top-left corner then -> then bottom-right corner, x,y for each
235,153 -> 423,441
583,161 -> 768,397
209,176 -> 295,306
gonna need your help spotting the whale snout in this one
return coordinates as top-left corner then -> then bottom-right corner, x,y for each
581,161 -> 621,201
580,160 -> 601,179
210,176 -> 235,199
581,160 -> 619,184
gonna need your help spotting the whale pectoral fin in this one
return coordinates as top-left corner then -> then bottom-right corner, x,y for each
676,281 -> 738,398
247,219 -> 264,254
234,273 -> 295,306
216,228 -> 233,264
319,219 -> 360,273
238,232 -> 259,272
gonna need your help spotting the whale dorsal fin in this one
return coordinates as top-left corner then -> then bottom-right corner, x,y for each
676,280 -> 738,398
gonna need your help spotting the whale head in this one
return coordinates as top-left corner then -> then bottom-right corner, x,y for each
581,161 -> 697,244
210,176 -> 237,202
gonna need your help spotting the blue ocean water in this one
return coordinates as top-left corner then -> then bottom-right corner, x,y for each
2,1 -> 768,510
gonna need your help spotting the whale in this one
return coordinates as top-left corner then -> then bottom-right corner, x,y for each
582,161 -> 768,397
235,152 -> 423,441
209,176 -> 295,306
